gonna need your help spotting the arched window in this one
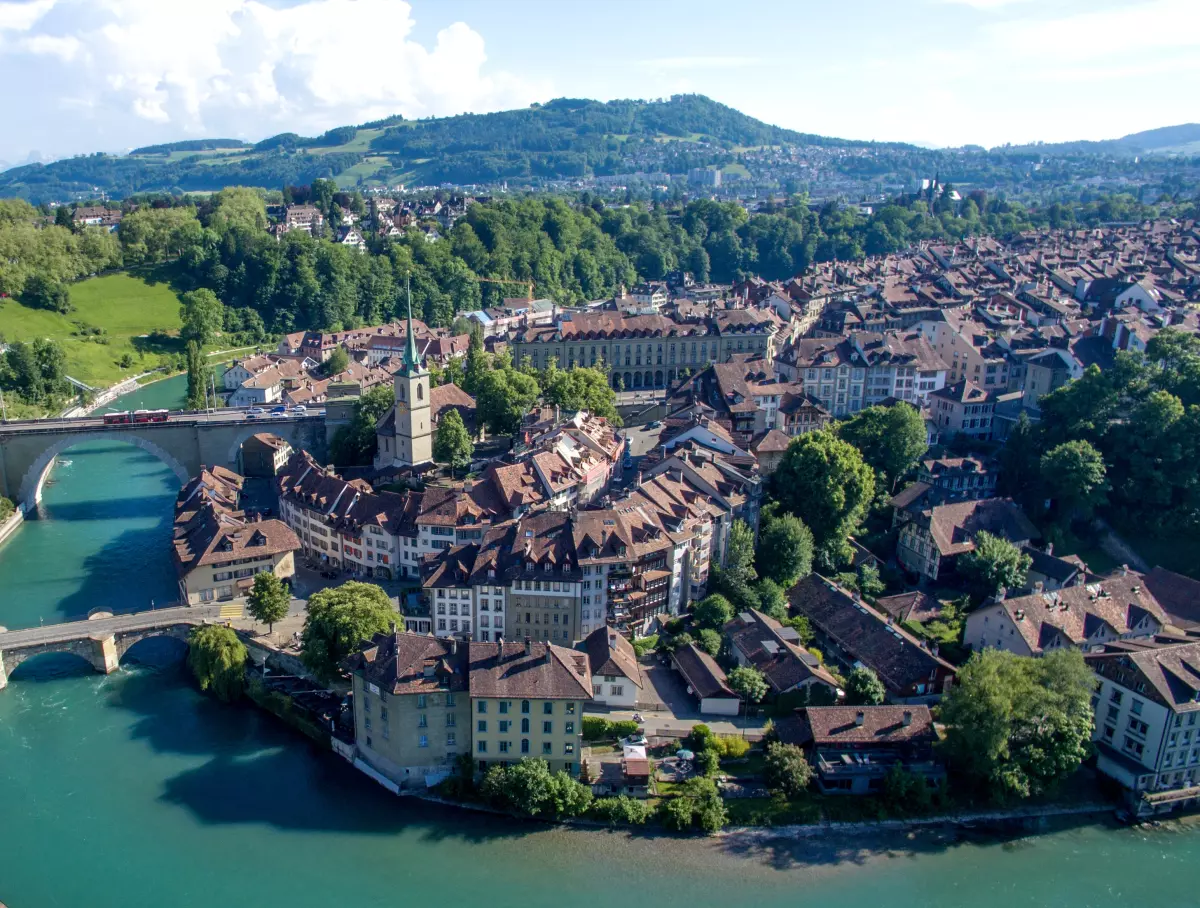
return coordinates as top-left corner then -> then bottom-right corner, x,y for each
417,382 -> 424,401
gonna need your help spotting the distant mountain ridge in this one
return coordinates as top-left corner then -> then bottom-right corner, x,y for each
0,94 -> 910,203
0,94 -> 1193,204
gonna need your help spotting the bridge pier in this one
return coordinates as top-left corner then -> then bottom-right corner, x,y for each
0,650 -> 7,691
90,635 -> 119,675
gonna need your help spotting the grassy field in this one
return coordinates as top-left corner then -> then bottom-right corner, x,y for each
1,272 -> 186,387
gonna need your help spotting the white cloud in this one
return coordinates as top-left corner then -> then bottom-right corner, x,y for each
0,0 -> 54,32
987,0 -> 1200,58
0,0 -> 549,160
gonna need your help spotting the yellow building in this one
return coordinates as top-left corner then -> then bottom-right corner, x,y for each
344,632 -> 471,789
468,639 -> 592,776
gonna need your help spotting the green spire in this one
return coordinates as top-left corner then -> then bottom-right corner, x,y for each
403,273 -> 421,373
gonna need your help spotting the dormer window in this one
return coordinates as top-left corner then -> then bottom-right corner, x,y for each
488,568 -> 496,579
543,562 -> 552,573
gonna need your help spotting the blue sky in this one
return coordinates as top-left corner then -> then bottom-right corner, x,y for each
0,0 -> 1196,165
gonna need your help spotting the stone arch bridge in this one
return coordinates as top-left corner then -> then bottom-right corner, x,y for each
0,411 -> 327,510
0,606 -> 225,689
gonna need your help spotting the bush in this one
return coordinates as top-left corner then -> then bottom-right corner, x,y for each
610,719 -> 640,739
696,628 -> 722,657
631,634 -> 658,658
660,777 -> 727,834
696,749 -> 721,776
590,796 -> 653,825
882,764 -> 933,814
583,716 -> 612,742
660,796 -> 697,832
714,735 -> 751,760
480,759 -> 592,819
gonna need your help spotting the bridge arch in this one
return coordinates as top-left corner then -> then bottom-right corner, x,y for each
16,432 -> 189,510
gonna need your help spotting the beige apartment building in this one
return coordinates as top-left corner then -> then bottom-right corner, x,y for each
469,639 -> 591,776
344,633 -> 471,789
172,466 -> 300,604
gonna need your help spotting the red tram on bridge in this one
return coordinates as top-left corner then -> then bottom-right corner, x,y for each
103,409 -> 170,425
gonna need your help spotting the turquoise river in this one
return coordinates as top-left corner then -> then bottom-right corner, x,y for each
1,374 -> 1199,907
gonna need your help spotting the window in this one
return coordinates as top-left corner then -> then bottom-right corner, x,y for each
478,701 -> 487,714
499,720 -> 510,733
446,694 -> 456,707
543,702 -> 553,715
542,742 -> 553,755
477,720 -> 487,733
418,714 -> 427,728
499,701 -> 509,714
521,718 -> 530,734
565,721 -> 575,735
566,702 -> 576,715
521,739 -> 530,754
1131,699 -> 1144,716
446,713 -> 456,727
543,721 -> 553,735
418,735 -> 428,748
564,743 -> 575,755
521,700 -> 530,714
446,732 -> 456,747
477,741 -> 487,753
499,741 -> 510,754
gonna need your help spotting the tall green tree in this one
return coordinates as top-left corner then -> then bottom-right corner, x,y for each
844,667 -> 886,705
763,741 -> 814,798
1040,439 -> 1108,524
330,384 -> 394,465
246,571 -> 290,633
179,288 -> 224,346
209,186 -> 268,233
727,665 -> 768,707
186,624 -> 247,702
325,346 -> 350,376
837,403 -> 928,490
184,341 -> 211,410
755,511 -> 814,587
300,581 -> 396,681
957,531 -> 1032,600
770,430 -> 875,569
433,408 -> 475,473
939,649 -> 1094,800
692,593 -> 734,631
476,365 -> 540,436
712,518 -> 758,610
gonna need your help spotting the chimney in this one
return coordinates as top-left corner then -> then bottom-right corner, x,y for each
1045,542 -> 1053,556
1120,564 -> 1129,577
1033,580 -> 1044,595
902,710 -> 913,727
854,711 -> 865,727
524,637 -> 533,657
495,634 -> 504,650
448,638 -> 457,655
609,632 -> 618,651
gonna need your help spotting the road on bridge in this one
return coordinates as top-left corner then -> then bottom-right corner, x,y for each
0,597 -> 311,648
0,407 -> 325,434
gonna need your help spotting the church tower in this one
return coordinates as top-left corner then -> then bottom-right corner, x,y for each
392,277 -> 432,466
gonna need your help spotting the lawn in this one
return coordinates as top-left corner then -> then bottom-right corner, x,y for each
1,272 -> 186,388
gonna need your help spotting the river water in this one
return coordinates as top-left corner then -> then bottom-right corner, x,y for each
2,376 -> 1199,908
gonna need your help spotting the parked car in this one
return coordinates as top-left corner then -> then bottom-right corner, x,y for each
646,420 -> 661,429
247,407 -> 265,415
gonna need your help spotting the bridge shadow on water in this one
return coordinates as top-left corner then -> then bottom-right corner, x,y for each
40,495 -> 180,524
44,523 -> 179,622
106,667 -> 532,844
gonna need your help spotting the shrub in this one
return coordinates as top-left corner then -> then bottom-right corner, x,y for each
583,716 -> 612,742
714,735 -> 751,760
480,759 -> 592,819
610,719 -> 641,739
696,749 -> 720,776
631,634 -> 658,658
590,796 -> 653,825
660,796 -> 697,832
696,628 -> 722,657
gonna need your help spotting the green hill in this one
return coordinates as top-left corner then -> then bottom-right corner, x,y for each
0,95 -> 905,204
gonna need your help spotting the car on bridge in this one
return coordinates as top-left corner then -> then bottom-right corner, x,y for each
270,406 -> 287,416
247,407 -> 264,417
289,405 -> 307,415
